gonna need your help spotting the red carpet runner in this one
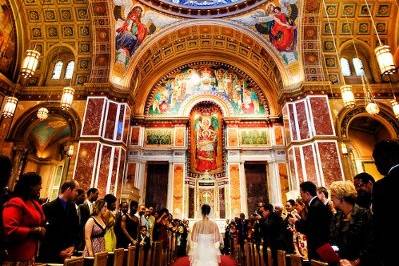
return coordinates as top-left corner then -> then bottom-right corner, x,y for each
172,255 -> 237,266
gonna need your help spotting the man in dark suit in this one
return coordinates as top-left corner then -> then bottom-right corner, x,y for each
237,213 -> 248,248
79,187 -> 99,228
290,181 -> 330,260
39,180 -> 80,263
372,140 -> 399,266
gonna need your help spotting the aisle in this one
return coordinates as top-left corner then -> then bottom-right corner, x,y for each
172,255 -> 237,266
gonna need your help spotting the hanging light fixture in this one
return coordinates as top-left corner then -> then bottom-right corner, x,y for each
37,107 -> 49,121
1,96 -> 18,118
340,85 -> 356,108
391,99 -> 399,119
61,86 -> 74,110
322,0 -> 356,109
20,49 -> 40,78
364,0 -> 397,75
365,101 -> 380,115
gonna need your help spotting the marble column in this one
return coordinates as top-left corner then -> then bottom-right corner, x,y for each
284,95 -> 344,189
73,96 -> 130,198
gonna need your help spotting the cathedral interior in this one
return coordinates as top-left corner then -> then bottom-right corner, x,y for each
1,0 -> 399,221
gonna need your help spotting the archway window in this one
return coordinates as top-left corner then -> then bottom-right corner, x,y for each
64,61 -> 75,79
51,61 -> 63,80
340,58 -> 351,76
353,58 -> 365,76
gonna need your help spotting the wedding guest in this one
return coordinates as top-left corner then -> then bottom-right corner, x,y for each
80,188 -> 99,228
84,199 -> 107,257
2,172 -> 46,264
104,194 -> 117,252
353,172 -> 375,210
39,180 -> 80,263
115,201 -> 139,248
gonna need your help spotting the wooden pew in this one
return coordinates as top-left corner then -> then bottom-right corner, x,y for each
290,254 -> 303,266
267,248 -> 273,266
126,246 -> 136,266
310,260 -> 328,266
94,252 -> 108,266
113,248 -> 124,266
277,250 -> 287,266
258,245 -> 265,266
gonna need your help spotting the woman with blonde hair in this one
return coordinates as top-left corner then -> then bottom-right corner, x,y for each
83,199 -> 108,257
329,181 -> 375,266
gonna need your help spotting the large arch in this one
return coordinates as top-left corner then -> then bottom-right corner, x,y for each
114,21 -> 292,116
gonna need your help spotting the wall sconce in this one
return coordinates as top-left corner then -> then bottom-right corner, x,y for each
1,96 -> 18,118
61,86 -> 74,110
66,144 -> 74,157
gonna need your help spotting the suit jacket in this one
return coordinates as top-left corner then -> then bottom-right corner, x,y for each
237,219 -> 248,243
261,212 -> 284,250
372,166 -> 399,266
79,202 -> 91,228
296,197 -> 330,259
38,197 -> 79,263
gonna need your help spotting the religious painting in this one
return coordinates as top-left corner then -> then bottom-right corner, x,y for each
164,0 -> 241,8
146,64 -> 267,117
113,0 -> 179,68
0,0 -> 17,79
189,103 -> 223,174
240,128 -> 269,146
145,128 -> 173,145
231,0 -> 299,64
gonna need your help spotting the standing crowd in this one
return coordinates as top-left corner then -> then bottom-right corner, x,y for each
0,156 -> 189,265
222,139 -> 398,266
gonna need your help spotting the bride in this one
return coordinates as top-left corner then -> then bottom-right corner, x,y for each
189,204 -> 222,266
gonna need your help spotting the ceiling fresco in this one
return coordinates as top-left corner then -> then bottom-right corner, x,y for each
0,0 -> 17,80
29,117 -> 71,152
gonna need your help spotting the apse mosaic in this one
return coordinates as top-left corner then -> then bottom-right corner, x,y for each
113,0 -> 179,68
231,0 -> 299,64
146,64 -> 267,116
0,0 -> 17,79
189,103 -> 224,175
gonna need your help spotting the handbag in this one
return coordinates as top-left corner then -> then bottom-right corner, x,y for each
315,243 -> 340,263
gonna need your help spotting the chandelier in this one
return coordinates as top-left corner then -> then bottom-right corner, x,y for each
37,107 -> 49,121
322,0 -> 355,109
20,49 -> 40,78
61,86 -> 75,110
364,0 -> 397,75
1,97 -> 18,118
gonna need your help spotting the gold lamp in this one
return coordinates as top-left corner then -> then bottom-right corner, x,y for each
61,86 -> 75,110
20,49 -> 41,78
37,107 -> 49,121
1,97 -> 18,118
364,0 -> 396,75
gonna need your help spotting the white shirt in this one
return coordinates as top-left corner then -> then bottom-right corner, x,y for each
308,196 -> 318,206
85,200 -> 94,214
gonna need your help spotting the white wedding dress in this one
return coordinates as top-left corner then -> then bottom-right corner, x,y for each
189,218 -> 221,266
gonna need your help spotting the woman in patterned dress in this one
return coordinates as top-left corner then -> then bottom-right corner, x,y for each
84,199 -> 108,257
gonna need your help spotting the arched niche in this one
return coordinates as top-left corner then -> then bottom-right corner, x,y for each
8,103 -> 81,199
337,104 -> 399,180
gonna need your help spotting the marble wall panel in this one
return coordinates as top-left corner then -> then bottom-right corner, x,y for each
229,164 -> 241,217
309,96 -> 334,136
130,127 -> 140,145
282,105 -> 291,144
104,102 -> 118,139
274,126 -> 284,145
288,148 -> 296,188
175,127 -> 185,147
123,105 -> 131,144
97,145 -> 112,197
296,101 -> 310,140
279,163 -> 289,203
302,144 -> 318,184
74,142 -> 98,191
116,149 -> 126,199
125,162 -> 136,191
288,103 -> 298,141
228,127 -> 239,147
109,147 -> 120,195
116,104 -> 125,141
295,147 -> 304,183
82,98 -> 105,136
317,142 -> 343,186
173,164 -> 184,217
